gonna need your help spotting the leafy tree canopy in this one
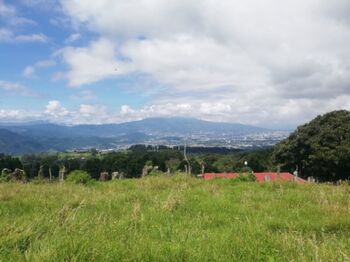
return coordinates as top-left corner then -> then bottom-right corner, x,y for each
273,110 -> 350,181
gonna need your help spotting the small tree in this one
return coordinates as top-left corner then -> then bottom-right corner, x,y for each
90,148 -> 98,157
66,170 -> 92,184
141,160 -> 153,178
236,169 -> 256,182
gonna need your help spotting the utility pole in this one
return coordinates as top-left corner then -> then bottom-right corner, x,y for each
183,144 -> 191,175
200,160 -> 205,174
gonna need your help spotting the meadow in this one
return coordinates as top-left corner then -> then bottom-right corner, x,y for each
0,176 -> 349,261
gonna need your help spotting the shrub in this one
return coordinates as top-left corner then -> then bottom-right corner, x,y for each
66,170 -> 92,184
148,169 -> 165,176
0,175 -> 10,183
0,169 -> 11,183
236,171 -> 256,182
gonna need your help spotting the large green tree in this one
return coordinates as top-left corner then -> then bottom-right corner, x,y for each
273,110 -> 350,181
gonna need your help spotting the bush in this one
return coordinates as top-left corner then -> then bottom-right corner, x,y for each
0,169 -> 11,183
0,175 -> 10,183
66,170 -> 92,184
236,171 -> 256,182
148,169 -> 165,176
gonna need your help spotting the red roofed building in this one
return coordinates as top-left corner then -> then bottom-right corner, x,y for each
201,172 -> 306,184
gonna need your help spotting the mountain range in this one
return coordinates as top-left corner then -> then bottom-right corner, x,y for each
0,117 -> 284,154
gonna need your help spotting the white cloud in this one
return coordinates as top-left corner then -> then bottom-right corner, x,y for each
0,28 -> 13,41
77,90 -> 97,101
0,0 -> 34,25
0,80 -> 39,97
3,95 -> 350,127
58,38 -> 127,87
23,66 -> 35,77
45,100 -> 69,118
0,30 -> 48,43
45,102 -> 113,124
0,0 -> 15,16
77,104 -> 110,122
199,103 -> 231,115
0,1 -> 47,43
23,59 -> 56,78
120,105 -> 135,115
114,97 -> 350,128
1,101 -> 109,124
65,33 -> 80,44
0,81 -> 24,92
0,109 -> 21,119
0,109 -> 38,122
121,35 -> 266,91
14,33 -> 48,43
51,0 -> 350,126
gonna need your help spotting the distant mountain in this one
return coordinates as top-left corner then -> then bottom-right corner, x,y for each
3,117 -> 268,138
0,129 -> 46,154
4,123 -> 73,138
0,117 -> 282,154
0,128 -> 124,154
94,117 -> 269,135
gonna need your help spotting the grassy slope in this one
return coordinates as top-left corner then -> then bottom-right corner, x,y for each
0,176 -> 350,261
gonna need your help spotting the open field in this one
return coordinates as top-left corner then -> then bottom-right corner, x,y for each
0,176 -> 350,261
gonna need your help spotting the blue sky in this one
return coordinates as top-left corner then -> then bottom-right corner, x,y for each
1,0 -> 350,128
0,1 -> 147,114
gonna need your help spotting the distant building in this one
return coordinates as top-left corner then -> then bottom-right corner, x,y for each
200,172 -> 306,184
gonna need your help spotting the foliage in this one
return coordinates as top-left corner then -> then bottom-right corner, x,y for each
178,157 -> 201,174
90,148 -> 98,157
0,169 -> 11,182
236,171 -> 256,182
0,154 -> 22,172
82,158 -> 101,180
148,169 -> 165,176
0,178 -> 349,261
66,170 -> 92,185
1,147 -> 275,182
21,154 -> 60,179
165,158 -> 181,172
273,110 -> 350,181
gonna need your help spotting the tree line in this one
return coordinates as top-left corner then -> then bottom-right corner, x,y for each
1,110 -> 350,182
0,147 -> 274,181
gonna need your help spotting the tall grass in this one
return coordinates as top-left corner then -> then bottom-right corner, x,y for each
0,176 -> 349,261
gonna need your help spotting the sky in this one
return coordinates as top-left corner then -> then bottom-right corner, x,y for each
0,0 -> 350,128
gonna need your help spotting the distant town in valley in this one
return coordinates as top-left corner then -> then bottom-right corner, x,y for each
66,130 -> 290,153
0,117 -> 290,154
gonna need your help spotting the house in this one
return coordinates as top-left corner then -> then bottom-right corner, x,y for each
200,172 -> 306,184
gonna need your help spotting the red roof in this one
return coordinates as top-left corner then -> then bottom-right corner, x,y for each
201,172 -> 306,184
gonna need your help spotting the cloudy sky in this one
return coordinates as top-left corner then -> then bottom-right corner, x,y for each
1,0 -> 350,128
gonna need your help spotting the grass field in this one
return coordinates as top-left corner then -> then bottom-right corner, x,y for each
0,176 -> 350,261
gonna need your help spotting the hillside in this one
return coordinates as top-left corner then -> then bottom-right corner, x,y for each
0,129 -> 46,154
0,177 -> 349,261
3,117 -> 268,138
